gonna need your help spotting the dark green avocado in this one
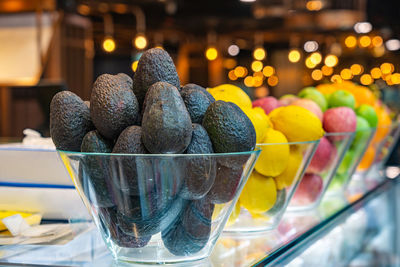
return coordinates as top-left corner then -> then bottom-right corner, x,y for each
180,123 -> 216,200
180,84 -> 215,124
90,73 -> 139,140
81,130 -> 113,153
50,91 -> 94,151
142,82 -> 192,154
133,48 -> 180,107
202,100 -> 256,153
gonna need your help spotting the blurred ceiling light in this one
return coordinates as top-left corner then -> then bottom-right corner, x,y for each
305,57 -> 317,69
344,36 -> 357,48
350,64 -> 363,75
322,65 -> 333,76
304,41 -> 319,52
131,60 -> 139,72
103,37 -> 116,53
251,61 -> 263,72
205,47 -> 218,61
267,75 -> 279,86
311,69 -> 323,81
228,70 -> 238,81
253,47 -> 266,60
331,74 -> 342,83
354,22 -> 372,34
223,58 -> 237,69
324,55 -> 338,67
263,66 -> 275,77
381,63 -> 394,75
370,68 -> 382,79
234,66 -> 247,78
306,0 -> 323,11
288,49 -> 301,63
340,69 -> 353,80
372,46 -> 386,57
228,44 -> 240,56
134,34 -> 148,50
244,76 -> 255,87
310,52 -> 322,65
360,74 -> 373,85
372,36 -> 383,47
359,36 -> 371,48
385,39 -> 400,51
77,4 -> 90,15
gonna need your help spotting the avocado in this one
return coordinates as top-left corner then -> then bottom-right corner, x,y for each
206,163 -> 243,204
111,126 -> 148,195
98,207 -> 151,248
50,91 -> 94,151
133,48 -> 180,107
180,84 -> 215,123
90,73 -> 139,140
80,130 -> 114,207
142,82 -> 192,154
202,100 -> 256,153
180,124 -> 216,200
162,197 -> 214,256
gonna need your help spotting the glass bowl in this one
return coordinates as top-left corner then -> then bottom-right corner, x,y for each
222,140 -> 320,234
289,132 -> 355,211
328,127 -> 376,193
58,149 -> 260,264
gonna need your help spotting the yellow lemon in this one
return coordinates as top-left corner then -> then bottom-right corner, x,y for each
226,200 -> 241,226
274,148 -> 303,190
208,84 -> 252,110
240,172 -> 277,214
269,105 -> 324,142
255,128 -> 290,177
242,107 -> 272,143
268,106 -> 285,119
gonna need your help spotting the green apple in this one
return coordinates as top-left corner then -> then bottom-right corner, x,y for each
298,87 -> 328,112
352,116 -> 371,149
328,90 -> 356,109
356,104 -> 378,128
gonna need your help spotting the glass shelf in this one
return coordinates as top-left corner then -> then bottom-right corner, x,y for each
0,171 -> 397,267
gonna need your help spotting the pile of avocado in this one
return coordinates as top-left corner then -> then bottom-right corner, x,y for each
50,48 -> 256,256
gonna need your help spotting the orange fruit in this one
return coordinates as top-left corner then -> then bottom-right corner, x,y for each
357,145 -> 376,171
316,83 -> 337,95
373,106 -> 392,143
348,86 -> 376,107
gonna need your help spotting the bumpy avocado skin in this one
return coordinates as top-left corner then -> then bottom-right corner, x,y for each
90,73 -> 139,140
133,48 -> 180,107
111,126 -> 148,195
202,100 -> 256,153
180,84 -> 215,123
142,82 -> 192,154
50,91 -> 94,151
80,130 -> 114,207
180,124 -> 216,200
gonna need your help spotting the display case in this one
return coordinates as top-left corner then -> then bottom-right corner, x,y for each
0,169 -> 398,267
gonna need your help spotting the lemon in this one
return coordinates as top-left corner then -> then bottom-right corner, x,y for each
269,105 -> 324,142
274,148 -> 303,190
240,171 -> 277,214
226,200 -> 241,226
255,128 -> 290,177
208,84 -> 252,109
242,107 -> 272,143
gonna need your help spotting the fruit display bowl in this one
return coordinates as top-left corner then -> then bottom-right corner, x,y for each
289,132 -> 355,211
328,127 -> 376,192
223,140 -> 319,234
58,149 -> 260,264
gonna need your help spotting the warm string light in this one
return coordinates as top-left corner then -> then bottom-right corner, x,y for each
345,36 -> 357,48
350,64 -> 363,75
324,55 -> 338,67
311,69 -> 323,81
288,49 -> 301,63
251,61 -> 263,72
263,66 -> 275,77
205,47 -> 218,61
253,47 -> 266,60
360,74 -> 373,85
103,37 -> 116,53
134,35 -> 148,50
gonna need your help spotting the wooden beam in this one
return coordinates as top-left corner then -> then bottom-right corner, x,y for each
0,86 -> 11,137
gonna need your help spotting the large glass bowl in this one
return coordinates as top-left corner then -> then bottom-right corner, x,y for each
58,149 -> 260,264
328,127 -> 376,193
223,140 -> 319,234
289,132 -> 355,211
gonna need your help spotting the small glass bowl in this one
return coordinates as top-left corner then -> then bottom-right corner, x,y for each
58,149 -> 260,264
289,132 -> 355,211
223,140 -> 320,234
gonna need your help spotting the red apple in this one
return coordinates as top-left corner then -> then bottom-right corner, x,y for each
291,98 -> 323,121
291,173 -> 323,205
252,96 -> 280,114
307,137 -> 336,173
278,94 -> 298,107
323,107 -> 357,141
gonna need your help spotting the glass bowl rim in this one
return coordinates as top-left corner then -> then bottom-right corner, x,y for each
256,139 -> 320,146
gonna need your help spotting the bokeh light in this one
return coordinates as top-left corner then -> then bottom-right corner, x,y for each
311,69 -> 323,81
253,47 -> 266,60
345,36 -> 357,48
340,69 -> 353,80
262,66 -> 275,77
372,36 -> 383,47
322,65 -> 333,76
370,68 -> 382,79
359,35 -> 371,48
331,74 -> 343,83
228,44 -> 240,56
131,60 -> 138,72
304,41 -> 319,52
234,66 -> 248,78
268,75 -> 279,86
360,74 -> 373,85
134,35 -> 148,50
205,47 -> 218,61
228,70 -> 238,81
255,86 -> 269,98
324,55 -> 338,67
288,49 -> 301,63
381,63 -> 393,75
244,76 -> 255,87
305,57 -> 317,69
310,52 -> 322,65
251,61 -> 263,72
223,58 -> 237,69
103,37 -> 116,52
350,64 -> 364,75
